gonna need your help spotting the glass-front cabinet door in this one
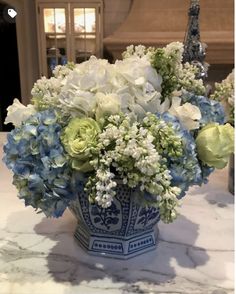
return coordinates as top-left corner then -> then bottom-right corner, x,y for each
37,3 -> 70,77
36,1 -> 103,77
71,4 -> 101,63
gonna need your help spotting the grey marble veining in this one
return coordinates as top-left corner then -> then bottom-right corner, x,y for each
0,133 -> 234,294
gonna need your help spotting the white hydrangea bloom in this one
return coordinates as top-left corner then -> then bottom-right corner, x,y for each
67,56 -> 115,92
114,56 -> 162,91
113,55 -> 163,118
57,56 -> 117,116
55,55 -> 164,119
59,87 -> 96,118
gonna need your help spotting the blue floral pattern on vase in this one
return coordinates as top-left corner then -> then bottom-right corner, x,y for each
90,202 -> 121,231
134,207 -> 160,230
69,180 -> 160,259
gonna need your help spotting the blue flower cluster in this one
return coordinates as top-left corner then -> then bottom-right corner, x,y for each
160,112 -> 214,198
3,109 -> 75,217
181,91 -> 225,126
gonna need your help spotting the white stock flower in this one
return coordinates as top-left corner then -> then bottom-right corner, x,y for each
168,97 -> 201,130
4,99 -> 36,127
95,92 -> 121,120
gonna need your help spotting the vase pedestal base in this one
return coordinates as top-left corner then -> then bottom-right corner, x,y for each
74,224 -> 159,259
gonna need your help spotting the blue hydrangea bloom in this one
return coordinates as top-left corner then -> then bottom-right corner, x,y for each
159,112 -> 214,198
181,92 -> 225,126
3,109 -> 75,217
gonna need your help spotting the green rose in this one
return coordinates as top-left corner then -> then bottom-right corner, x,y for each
61,117 -> 101,172
196,123 -> 234,169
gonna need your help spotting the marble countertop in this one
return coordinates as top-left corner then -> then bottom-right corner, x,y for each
0,132 -> 234,294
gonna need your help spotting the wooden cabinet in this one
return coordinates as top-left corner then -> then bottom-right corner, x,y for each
36,0 -> 103,77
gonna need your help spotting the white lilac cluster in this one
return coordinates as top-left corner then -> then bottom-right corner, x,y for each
86,114 -> 181,222
122,44 -> 156,61
94,169 -> 117,208
163,41 -> 204,96
177,62 -> 205,96
211,70 -> 234,125
163,41 -> 184,64
31,76 -> 64,110
52,62 -> 75,78
160,42 -> 205,96
31,63 -> 75,111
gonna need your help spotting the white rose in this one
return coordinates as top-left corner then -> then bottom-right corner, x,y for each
4,99 -> 36,127
95,92 -> 121,120
168,97 -> 201,130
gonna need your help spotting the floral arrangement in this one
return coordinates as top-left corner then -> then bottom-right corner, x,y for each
3,42 -> 234,223
210,70 -> 234,126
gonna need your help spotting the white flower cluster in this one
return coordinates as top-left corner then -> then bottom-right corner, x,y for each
88,115 -> 180,211
211,69 -> 234,124
31,76 -> 64,110
95,169 -> 117,208
178,62 -> 205,95
4,99 -> 36,127
29,42 -> 205,126
163,41 -> 184,64
225,70 -> 235,107
168,96 -> 202,130
123,43 -> 205,99
159,42 -> 205,95
122,44 -> 155,61
57,55 -> 163,120
52,63 -> 74,79
213,70 -> 234,106
31,63 -> 75,111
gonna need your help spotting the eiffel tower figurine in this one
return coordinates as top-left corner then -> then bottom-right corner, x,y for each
183,0 -> 208,79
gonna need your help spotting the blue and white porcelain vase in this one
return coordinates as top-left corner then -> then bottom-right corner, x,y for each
69,179 -> 160,259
